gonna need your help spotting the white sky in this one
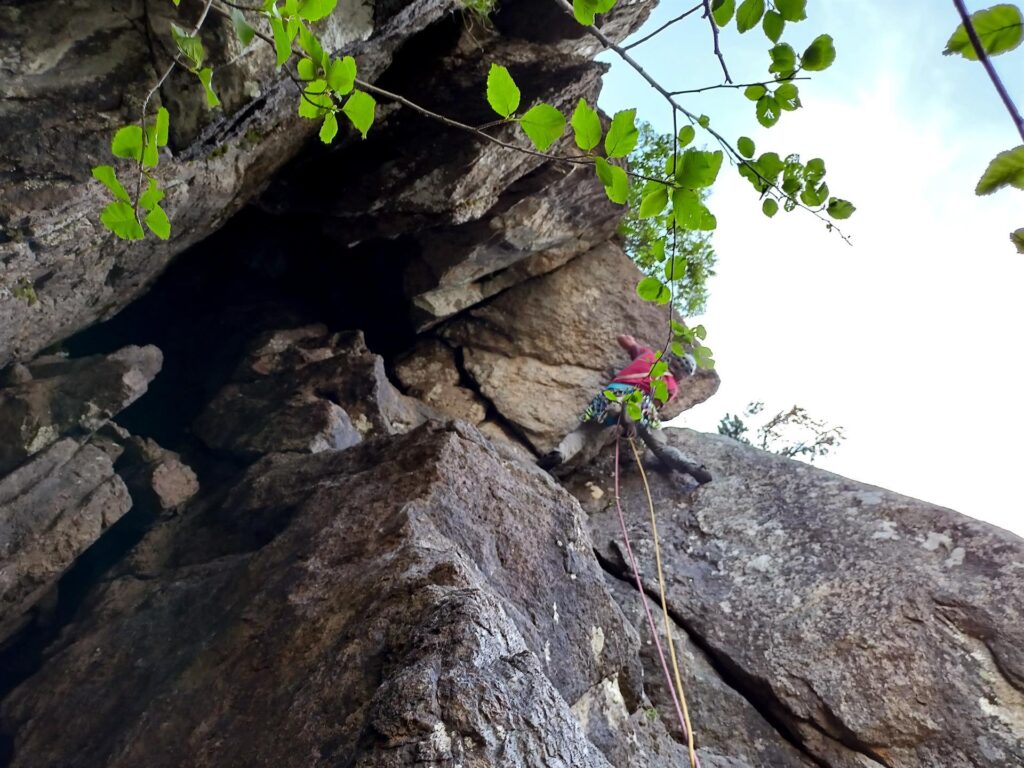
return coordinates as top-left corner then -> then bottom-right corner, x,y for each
599,0 -> 1024,535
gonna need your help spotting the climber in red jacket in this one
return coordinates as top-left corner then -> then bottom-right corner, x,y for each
538,334 -> 711,483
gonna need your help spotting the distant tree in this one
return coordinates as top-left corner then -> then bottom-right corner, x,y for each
718,401 -> 845,462
620,122 -> 717,316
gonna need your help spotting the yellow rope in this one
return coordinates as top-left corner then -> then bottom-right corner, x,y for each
629,437 -> 698,768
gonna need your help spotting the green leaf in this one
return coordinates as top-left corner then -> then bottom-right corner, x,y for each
342,90 -> 375,138
297,57 -> 317,81
197,68 -> 220,108
762,198 -> 779,217
650,360 -> 669,379
231,8 -> 256,46
143,126 -> 159,168
100,201 -> 144,240
170,23 -> 204,69
675,148 -> 724,189
693,324 -> 707,341
768,43 -> 797,76
145,205 -> 171,240
111,125 -> 143,160
154,107 -> 169,146
138,178 -> 165,211
270,17 -> 291,69
573,0 -> 615,25
944,4 -> 1023,60
91,165 -> 130,202
800,180 -> 828,206
571,99 -> 602,151
775,82 -> 800,110
976,145 -> 1024,194
826,198 -> 856,219
775,0 -> 807,22
673,188 -> 717,230
594,157 -> 629,204
298,0 -> 337,20
736,0 -> 765,33
652,380 -> 669,404
805,157 -> 826,182
605,109 -> 639,158
298,78 -> 332,118
712,0 -> 735,26
801,34 -> 836,71
763,10 -> 784,42
757,151 -> 785,179
486,64 -> 520,118
637,276 -> 671,304
678,125 -> 695,147
737,136 -> 755,158
320,111 -> 339,143
520,103 -> 566,151
297,24 -> 326,64
327,56 -> 356,95
756,94 -> 780,127
663,255 -> 687,280
694,346 -> 715,369
744,84 -> 767,101
1011,228 -> 1024,253
638,184 -> 668,218
698,114 -> 711,128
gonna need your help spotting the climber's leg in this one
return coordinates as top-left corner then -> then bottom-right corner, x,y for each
538,422 -> 605,469
636,425 -> 713,484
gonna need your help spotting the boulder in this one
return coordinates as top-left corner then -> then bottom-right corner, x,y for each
0,438 -> 132,644
566,428 -> 1024,768
0,345 -> 162,476
1,421 -> 691,767
194,326 -> 426,457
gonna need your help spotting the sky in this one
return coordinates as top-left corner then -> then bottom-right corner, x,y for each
598,0 -> 1024,536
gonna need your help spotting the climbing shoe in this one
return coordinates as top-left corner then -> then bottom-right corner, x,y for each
537,450 -> 564,470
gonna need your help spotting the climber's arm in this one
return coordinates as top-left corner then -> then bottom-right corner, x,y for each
617,334 -> 645,360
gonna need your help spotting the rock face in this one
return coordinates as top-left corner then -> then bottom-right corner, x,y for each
566,429 -> 1024,768
194,326 -> 426,457
0,422 -> 687,768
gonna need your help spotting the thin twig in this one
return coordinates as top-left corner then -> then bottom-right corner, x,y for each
951,0 -> 1024,142
702,0 -> 731,82
622,3 -> 704,51
669,76 -> 809,96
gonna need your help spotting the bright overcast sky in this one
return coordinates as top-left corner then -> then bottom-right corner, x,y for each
599,0 -> 1024,535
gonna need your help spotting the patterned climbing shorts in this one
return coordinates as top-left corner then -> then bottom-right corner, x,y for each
580,383 -> 662,429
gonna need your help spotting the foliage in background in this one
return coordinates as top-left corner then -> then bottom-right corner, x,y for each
718,401 -> 845,462
943,2 -> 1024,251
621,123 -> 716,316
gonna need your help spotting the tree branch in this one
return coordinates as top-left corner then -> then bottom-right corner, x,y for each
669,76 -> 809,96
702,0 -> 731,82
951,0 -> 1024,142
622,3 -> 703,51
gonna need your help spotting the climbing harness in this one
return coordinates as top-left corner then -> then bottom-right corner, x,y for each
613,427 -> 701,768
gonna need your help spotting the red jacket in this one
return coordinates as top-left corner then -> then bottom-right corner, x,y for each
611,341 -> 678,406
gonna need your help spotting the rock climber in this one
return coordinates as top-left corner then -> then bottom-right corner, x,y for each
538,334 -> 712,484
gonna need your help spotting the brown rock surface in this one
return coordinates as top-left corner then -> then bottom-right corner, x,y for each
439,243 -> 720,453
1,422 -> 691,767
567,428 -> 1024,767
194,327 -> 425,456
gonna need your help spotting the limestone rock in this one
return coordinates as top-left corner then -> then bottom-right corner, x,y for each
0,438 -> 132,644
440,244 -> 720,453
0,345 -> 162,476
567,428 -> 1024,768
1,422 -> 690,767
194,326 -> 425,457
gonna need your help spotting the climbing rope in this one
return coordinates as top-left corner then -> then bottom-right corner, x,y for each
612,433 -> 701,768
